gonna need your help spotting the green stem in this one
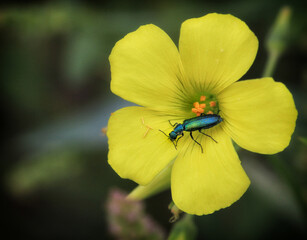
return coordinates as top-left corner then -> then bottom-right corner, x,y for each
183,213 -> 194,223
262,50 -> 280,77
167,213 -> 197,240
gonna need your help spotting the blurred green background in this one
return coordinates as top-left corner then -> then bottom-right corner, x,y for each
1,0 -> 306,239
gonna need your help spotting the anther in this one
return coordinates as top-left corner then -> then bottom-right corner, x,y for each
192,108 -> 199,114
209,101 -> 216,107
192,95 -> 218,116
199,103 -> 206,108
200,96 -> 206,101
192,107 -> 204,116
193,102 -> 199,108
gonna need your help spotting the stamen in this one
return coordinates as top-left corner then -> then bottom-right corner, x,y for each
141,117 -> 153,138
207,111 -> 213,114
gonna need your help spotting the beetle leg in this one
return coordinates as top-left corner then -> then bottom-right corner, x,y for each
199,130 -> 218,143
189,132 -> 203,153
175,133 -> 184,148
172,141 -> 177,150
168,120 -> 178,127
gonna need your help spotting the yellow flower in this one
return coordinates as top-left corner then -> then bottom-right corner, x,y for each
107,13 -> 297,215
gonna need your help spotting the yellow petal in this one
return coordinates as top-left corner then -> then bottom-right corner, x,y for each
171,126 -> 250,215
218,78 -> 297,154
110,24 -> 187,115
179,13 -> 258,94
107,107 -> 178,185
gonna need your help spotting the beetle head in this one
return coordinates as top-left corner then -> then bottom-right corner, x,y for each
169,131 -> 177,140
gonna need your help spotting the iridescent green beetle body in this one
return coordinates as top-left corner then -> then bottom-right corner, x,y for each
160,114 -> 223,153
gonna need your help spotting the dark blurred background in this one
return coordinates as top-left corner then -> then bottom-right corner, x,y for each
1,0 -> 306,239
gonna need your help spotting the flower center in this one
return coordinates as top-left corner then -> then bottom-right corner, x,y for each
191,94 -> 219,116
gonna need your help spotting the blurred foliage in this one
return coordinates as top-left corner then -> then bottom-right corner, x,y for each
6,148 -> 83,195
1,4 -> 113,125
263,6 -> 292,77
1,0 -> 307,240
299,137 -> 307,145
266,6 -> 291,54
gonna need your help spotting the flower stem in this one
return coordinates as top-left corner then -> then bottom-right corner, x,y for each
168,213 -> 197,240
262,50 -> 280,77
262,6 -> 291,78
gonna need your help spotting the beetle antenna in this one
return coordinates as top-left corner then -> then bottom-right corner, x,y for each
159,129 -> 168,137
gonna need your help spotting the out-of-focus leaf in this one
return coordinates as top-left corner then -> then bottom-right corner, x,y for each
298,137 -> 307,145
6,149 -> 83,195
64,32 -> 105,88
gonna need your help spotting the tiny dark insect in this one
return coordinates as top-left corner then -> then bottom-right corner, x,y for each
159,114 -> 223,153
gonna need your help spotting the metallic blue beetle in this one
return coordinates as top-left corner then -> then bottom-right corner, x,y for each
160,114 -> 223,153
